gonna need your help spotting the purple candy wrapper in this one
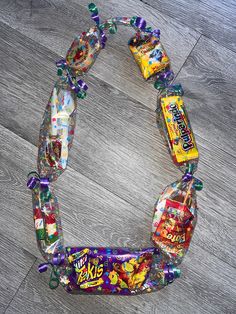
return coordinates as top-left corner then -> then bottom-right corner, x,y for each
53,247 -> 177,295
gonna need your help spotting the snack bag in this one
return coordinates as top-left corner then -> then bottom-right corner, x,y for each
152,178 -> 198,265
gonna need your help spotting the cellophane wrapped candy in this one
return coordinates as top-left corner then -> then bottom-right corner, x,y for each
151,178 -> 198,265
37,79 -> 77,182
156,93 -> 199,172
26,4 -> 200,294
129,34 -> 170,80
31,182 -> 64,261
51,247 -> 180,295
66,26 -> 101,75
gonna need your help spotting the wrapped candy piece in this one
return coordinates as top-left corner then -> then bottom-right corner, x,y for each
66,26 -> 101,75
31,182 -> 64,261
50,247 -> 180,294
37,79 -> 77,182
152,178 -> 198,265
129,34 -> 170,80
156,95 -> 199,171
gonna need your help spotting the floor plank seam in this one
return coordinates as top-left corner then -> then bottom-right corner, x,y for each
138,0 -> 236,54
174,34 -> 202,82
199,33 -> 236,55
138,0 -> 201,33
0,20 -> 193,116
0,123 -> 148,215
1,125 -> 236,271
3,257 -> 37,314
0,19 -> 161,116
0,24 -> 234,160
2,121 -> 235,228
1,106 -> 236,245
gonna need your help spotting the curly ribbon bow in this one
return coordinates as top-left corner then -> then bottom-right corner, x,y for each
56,59 -> 88,99
38,253 -> 66,289
154,69 -> 175,91
164,264 -> 181,283
27,172 -> 50,190
88,3 -> 107,48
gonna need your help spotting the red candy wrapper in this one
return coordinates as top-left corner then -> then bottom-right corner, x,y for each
152,179 -> 198,265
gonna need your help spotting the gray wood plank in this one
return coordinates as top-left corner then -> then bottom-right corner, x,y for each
0,23 -> 235,268
5,246 -> 236,314
0,3 -> 236,313
174,35 -> 236,156
0,234 -> 36,313
0,0 -> 199,109
0,120 -> 235,313
141,0 -> 236,52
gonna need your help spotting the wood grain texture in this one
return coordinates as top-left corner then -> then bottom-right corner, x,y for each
0,234 -> 36,313
140,0 -> 236,52
0,0 -> 199,108
0,1 -> 236,313
0,128 -> 235,314
174,35 -> 236,156
0,22 -> 235,268
5,246 -> 236,314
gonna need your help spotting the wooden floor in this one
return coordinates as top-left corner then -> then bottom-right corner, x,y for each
0,0 -> 235,313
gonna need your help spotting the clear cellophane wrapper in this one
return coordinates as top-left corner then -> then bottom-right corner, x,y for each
51,247 -> 179,295
152,178 -> 198,265
32,184 -> 64,260
37,79 -> 77,182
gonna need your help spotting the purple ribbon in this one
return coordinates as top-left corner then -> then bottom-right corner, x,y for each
77,79 -> 88,91
38,253 -> 66,273
52,253 -> 65,265
89,8 -> 107,48
182,172 -> 193,182
151,29 -> 160,44
56,58 -> 88,94
134,17 -> 147,31
91,12 -> 100,24
27,172 -> 40,190
27,176 -> 39,190
40,177 -> 49,190
157,69 -> 174,82
56,59 -> 67,68
164,264 -> 181,283
100,31 -> 107,48
38,263 -> 50,273
152,29 -> 160,38
164,265 -> 175,283
27,172 -> 50,191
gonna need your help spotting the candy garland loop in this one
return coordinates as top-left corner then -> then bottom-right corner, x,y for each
27,3 -> 203,295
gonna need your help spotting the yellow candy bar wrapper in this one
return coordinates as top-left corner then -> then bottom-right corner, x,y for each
160,96 -> 199,166
129,36 -> 170,80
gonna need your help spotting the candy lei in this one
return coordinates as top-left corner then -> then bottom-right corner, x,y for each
27,3 -> 203,295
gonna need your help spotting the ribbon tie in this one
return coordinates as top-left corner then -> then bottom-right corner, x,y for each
38,252 -> 66,273
56,59 -> 88,99
27,172 -> 50,190
38,253 -> 65,290
88,3 -> 107,48
164,264 -> 181,283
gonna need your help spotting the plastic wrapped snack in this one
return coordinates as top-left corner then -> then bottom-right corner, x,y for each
156,94 -> 199,172
27,3 -> 205,295
152,178 -> 198,265
37,80 -> 77,182
129,34 -> 170,80
29,176 -> 64,261
49,247 -> 180,294
66,26 -> 101,75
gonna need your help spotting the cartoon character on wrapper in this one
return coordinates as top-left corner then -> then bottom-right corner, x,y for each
152,178 -> 198,265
